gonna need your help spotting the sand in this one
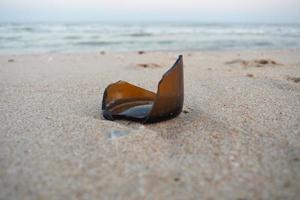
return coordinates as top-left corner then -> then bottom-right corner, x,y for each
0,50 -> 300,199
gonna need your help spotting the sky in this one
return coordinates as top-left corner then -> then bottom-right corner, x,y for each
0,0 -> 300,23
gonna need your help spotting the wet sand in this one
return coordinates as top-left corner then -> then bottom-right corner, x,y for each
0,50 -> 300,199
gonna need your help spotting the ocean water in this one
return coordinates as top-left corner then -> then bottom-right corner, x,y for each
0,22 -> 300,54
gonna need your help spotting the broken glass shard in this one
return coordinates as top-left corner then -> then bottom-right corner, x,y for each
102,55 -> 184,123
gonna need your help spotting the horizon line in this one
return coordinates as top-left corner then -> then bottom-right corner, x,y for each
0,20 -> 300,25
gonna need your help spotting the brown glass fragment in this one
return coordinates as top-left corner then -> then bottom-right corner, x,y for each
102,55 -> 184,124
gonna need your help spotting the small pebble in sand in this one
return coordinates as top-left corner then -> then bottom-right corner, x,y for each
138,51 -> 145,55
138,64 -> 148,68
183,110 -> 189,114
8,59 -> 14,62
174,177 -> 180,182
287,76 -> 300,83
109,130 -> 130,139
246,73 -> 254,78
294,158 -> 300,162
207,68 -> 212,70
137,63 -> 161,68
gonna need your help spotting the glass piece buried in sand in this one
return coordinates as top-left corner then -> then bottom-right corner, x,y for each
102,55 -> 184,124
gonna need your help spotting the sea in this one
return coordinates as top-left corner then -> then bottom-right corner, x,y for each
0,22 -> 300,54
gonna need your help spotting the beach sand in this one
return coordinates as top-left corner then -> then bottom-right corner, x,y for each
0,50 -> 300,199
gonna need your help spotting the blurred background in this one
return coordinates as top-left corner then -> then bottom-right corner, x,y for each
0,0 -> 300,53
